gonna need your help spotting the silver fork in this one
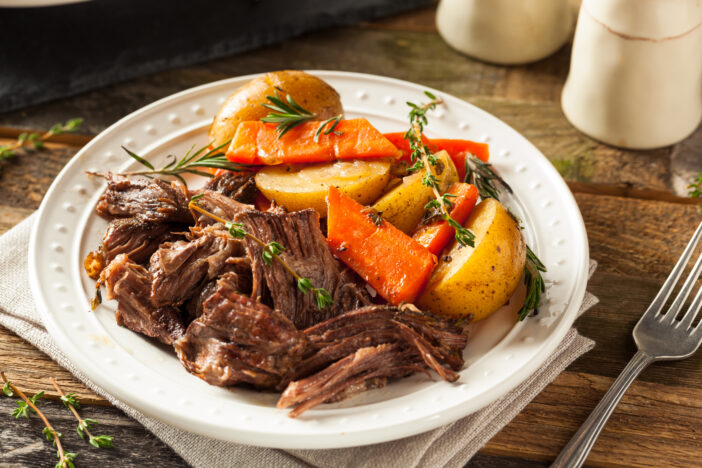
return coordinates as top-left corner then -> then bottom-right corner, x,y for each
552,220 -> 702,468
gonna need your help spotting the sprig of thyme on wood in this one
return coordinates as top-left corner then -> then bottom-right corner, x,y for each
261,91 -> 343,141
405,92 -> 475,248
1,372 -> 76,468
0,119 -> 83,170
188,199 -> 334,309
118,140 -> 252,187
50,378 -> 114,449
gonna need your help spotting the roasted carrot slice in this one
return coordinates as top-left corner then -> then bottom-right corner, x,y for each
383,132 -> 490,181
326,186 -> 437,305
412,183 -> 479,256
226,118 -> 401,165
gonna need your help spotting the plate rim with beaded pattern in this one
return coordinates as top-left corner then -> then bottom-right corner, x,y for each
28,71 -> 589,449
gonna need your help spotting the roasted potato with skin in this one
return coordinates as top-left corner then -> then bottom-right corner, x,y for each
255,159 -> 392,217
372,150 -> 458,234
208,70 -> 344,148
417,198 -> 526,321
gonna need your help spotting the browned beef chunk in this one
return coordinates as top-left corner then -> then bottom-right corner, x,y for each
103,254 -> 185,345
95,173 -> 191,224
190,190 -> 253,227
236,209 -> 370,329
278,343 -> 427,417
102,217 -> 183,264
174,278 -> 307,389
149,225 -> 245,307
204,171 -> 259,204
184,257 -> 253,321
277,304 -> 469,417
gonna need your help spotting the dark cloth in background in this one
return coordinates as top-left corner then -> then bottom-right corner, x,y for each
0,0 -> 433,112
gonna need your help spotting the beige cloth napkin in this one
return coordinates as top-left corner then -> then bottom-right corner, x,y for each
0,214 -> 597,468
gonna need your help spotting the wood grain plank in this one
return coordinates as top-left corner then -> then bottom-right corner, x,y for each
484,371 -> 702,467
0,399 -> 186,467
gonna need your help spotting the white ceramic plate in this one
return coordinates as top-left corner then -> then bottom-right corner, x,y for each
29,71 -> 589,449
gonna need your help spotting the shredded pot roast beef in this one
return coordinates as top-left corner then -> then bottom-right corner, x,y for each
236,209 -> 370,329
95,173 -> 192,224
174,277 -> 307,389
103,254 -> 185,345
90,175 -> 471,417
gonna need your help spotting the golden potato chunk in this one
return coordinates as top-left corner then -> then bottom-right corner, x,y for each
417,198 -> 526,321
209,70 -> 344,148
372,150 -> 458,234
255,159 -> 391,217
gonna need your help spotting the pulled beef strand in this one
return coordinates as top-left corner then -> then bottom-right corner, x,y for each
102,217 -> 183,264
95,173 -> 191,224
184,257 -> 253,321
278,343 -> 428,418
174,278 -> 307,389
204,171 -> 259,204
149,224 -> 245,307
190,190 -> 253,227
237,209 -> 370,329
278,305 -> 469,417
103,254 -> 185,345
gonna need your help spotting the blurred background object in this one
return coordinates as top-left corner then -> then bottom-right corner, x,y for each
0,0 -> 433,113
562,0 -> 702,149
436,0 -> 576,65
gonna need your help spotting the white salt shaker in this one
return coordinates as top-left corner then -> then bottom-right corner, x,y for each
436,0 -> 576,65
562,0 -> 702,149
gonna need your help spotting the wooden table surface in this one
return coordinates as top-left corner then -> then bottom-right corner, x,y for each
2,5 -> 701,467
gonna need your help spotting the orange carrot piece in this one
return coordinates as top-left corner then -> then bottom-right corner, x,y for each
227,118 -> 401,165
412,183 -> 479,256
383,132 -> 490,181
326,186 -> 437,305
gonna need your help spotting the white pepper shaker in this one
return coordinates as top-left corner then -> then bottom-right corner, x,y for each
436,0 -> 576,65
561,0 -> 702,149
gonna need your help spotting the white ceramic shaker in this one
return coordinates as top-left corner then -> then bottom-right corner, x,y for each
561,0 -> 702,149
436,0 -> 576,65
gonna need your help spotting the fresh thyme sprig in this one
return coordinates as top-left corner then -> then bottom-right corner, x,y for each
261,91 -> 343,141
405,92 -> 475,248
50,378 -> 114,449
1,373 -> 76,468
188,199 -> 334,309
0,118 -> 83,170
118,140 -> 252,187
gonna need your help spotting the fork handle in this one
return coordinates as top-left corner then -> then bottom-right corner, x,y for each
551,350 -> 654,468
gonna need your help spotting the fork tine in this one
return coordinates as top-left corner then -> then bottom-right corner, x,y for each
678,282 -> 702,329
642,221 -> 702,320
661,249 -> 702,324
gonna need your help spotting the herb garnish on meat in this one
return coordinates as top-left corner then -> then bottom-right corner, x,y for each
188,198 -> 334,310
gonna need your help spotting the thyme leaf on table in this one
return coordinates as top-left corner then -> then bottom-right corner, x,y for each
188,198 -> 334,310
1,373 -> 75,468
0,118 -> 83,172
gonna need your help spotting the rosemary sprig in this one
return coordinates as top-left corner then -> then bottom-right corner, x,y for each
50,378 -> 114,449
519,246 -> 547,321
261,91 -> 343,141
0,118 -> 83,170
464,155 -> 513,200
119,140 -> 252,187
1,373 -> 76,468
188,199 -> 333,309
405,92 -> 475,248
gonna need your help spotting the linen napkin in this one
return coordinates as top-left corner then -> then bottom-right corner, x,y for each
0,214 -> 597,468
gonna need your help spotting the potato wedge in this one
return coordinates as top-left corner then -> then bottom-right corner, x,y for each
255,159 -> 391,217
372,150 -> 458,234
417,198 -> 526,321
209,70 -> 344,148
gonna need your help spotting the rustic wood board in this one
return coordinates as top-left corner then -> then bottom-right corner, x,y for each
1,4 -> 701,467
